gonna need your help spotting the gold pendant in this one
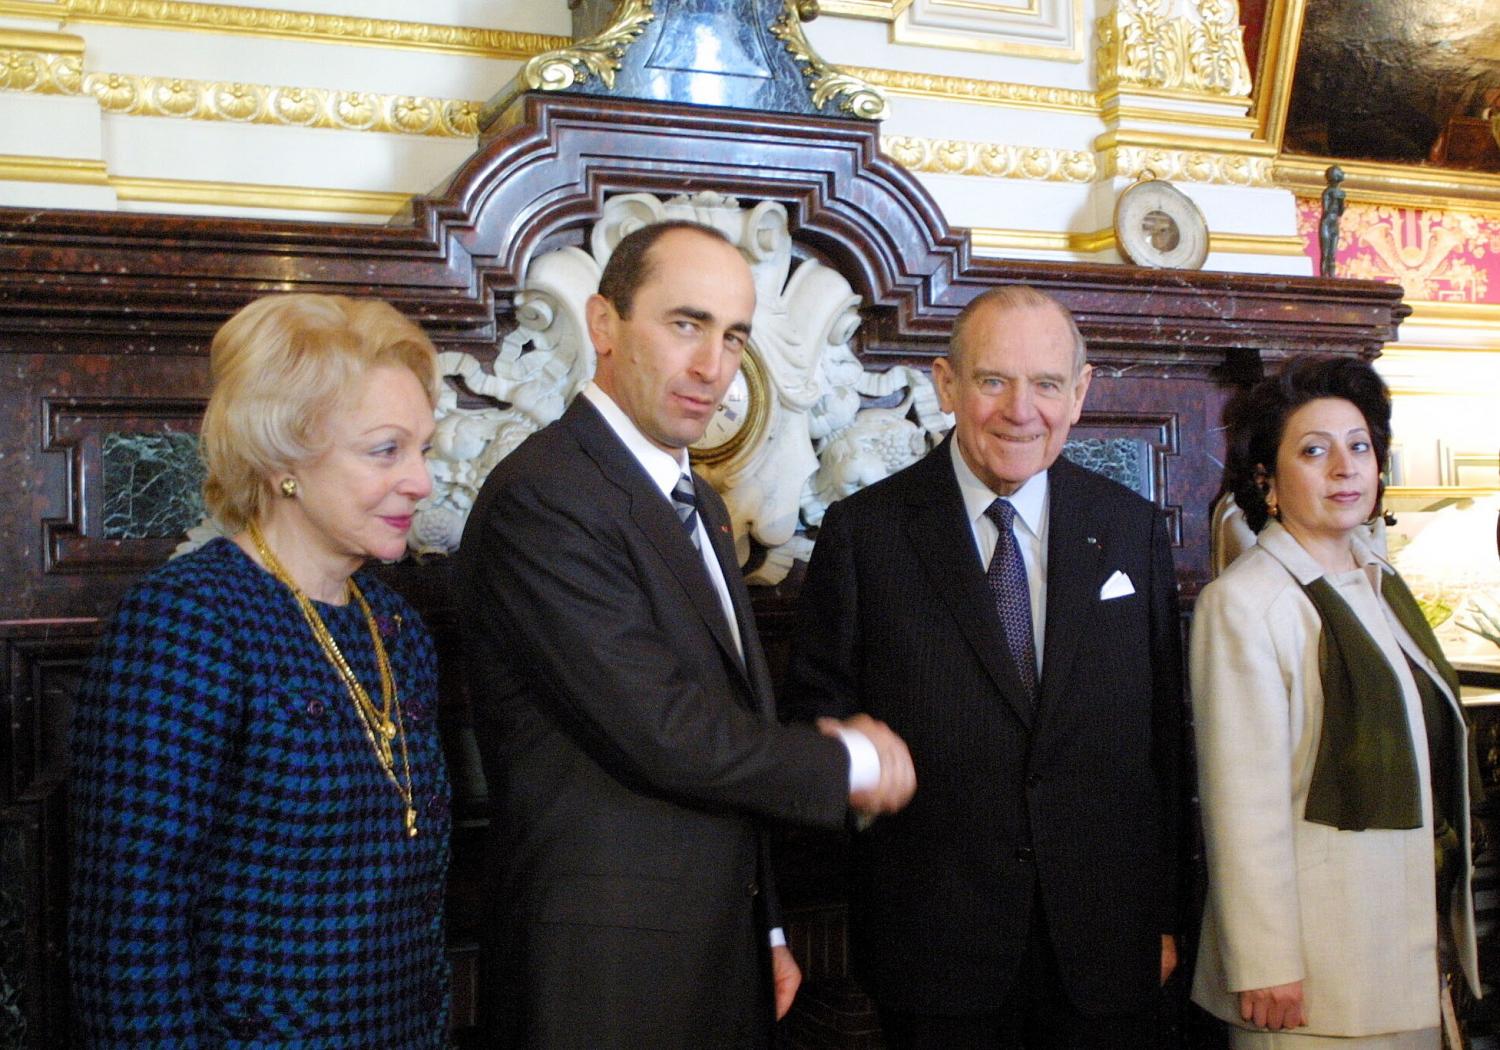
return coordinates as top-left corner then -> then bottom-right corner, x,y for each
405,807 -> 419,838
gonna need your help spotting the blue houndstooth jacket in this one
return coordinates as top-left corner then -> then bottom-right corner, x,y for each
69,538 -> 451,1048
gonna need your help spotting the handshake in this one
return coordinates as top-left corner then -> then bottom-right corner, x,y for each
819,713 -> 917,818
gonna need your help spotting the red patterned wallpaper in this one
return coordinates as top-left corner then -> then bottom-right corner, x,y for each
1297,196 -> 1500,303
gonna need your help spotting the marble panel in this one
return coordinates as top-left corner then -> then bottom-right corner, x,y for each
101,432 -> 205,541
1061,436 -> 1150,498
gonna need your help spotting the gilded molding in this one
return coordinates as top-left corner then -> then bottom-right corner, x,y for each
1209,231 -> 1307,255
883,136 -> 1095,182
521,0 -> 652,94
1102,143 -> 1273,185
970,227 -> 1112,253
111,176 -> 409,215
85,73 -> 480,137
0,153 -> 108,184
816,0 -> 909,18
0,50 -> 481,137
0,153 -> 410,214
0,46 -> 83,93
0,0 -> 63,18
1096,0 -> 1252,98
1276,154 -> 1500,215
771,0 -> 889,120
1405,301 -> 1500,328
57,0 -> 568,59
1101,100 -> 1256,132
0,29 -> 83,52
970,225 -> 1304,256
882,0 -> 1086,61
848,65 -> 1096,113
1252,0 -> 1307,148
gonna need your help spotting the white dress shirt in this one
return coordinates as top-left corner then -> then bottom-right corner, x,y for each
581,384 -> 878,791
583,384 -> 744,655
581,383 -> 877,949
949,437 -> 1049,678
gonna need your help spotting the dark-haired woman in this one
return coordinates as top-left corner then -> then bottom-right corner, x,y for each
1190,356 -> 1480,1049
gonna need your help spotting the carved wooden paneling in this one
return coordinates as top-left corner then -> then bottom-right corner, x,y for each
0,621 -> 99,1050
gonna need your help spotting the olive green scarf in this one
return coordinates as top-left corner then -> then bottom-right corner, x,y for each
1300,569 -> 1476,831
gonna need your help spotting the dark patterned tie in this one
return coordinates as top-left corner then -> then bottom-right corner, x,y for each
984,499 -> 1038,703
671,473 -> 700,551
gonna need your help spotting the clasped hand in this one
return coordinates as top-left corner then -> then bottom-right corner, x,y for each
1240,981 -> 1305,1031
819,714 -> 916,817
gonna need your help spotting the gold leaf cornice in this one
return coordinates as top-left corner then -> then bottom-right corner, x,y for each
0,153 -> 410,214
1097,128 -> 1275,156
970,225 -> 1305,256
816,0 -> 910,18
0,46 -> 82,93
1102,143 -> 1272,185
58,0 -> 568,59
970,227 -> 1112,253
0,48 -> 480,137
1276,154 -> 1500,215
0,29 -> 83,52
848,65 -> 1096,113
0,153 -> 108,184
1405,300 -> 1500,329
1095,129 -> 1274,186
111,175 -> 409,214
1096,0 -> 1251,99
883,136 -> 1095,182
0,0 -> 64,18
1101,102 -> 1256,132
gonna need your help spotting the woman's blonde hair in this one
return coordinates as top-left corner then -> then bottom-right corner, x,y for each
201,294 -> 440,533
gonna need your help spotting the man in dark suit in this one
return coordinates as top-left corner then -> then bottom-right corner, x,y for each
457,220 -> 916,1050
785,286 -> 1184,1049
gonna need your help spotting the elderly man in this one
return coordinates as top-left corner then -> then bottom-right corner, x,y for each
457,219 -> 915,1050
786,285 -> 1184,1049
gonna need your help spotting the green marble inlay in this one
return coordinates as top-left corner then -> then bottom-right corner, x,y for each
102,431 -> 205,540
1062,437 -> 1150,498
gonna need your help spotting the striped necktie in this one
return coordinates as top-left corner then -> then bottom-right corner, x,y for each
671,473 -> 700,550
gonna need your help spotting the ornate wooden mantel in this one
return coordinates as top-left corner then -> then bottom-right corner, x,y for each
0,92 -> 1406,1048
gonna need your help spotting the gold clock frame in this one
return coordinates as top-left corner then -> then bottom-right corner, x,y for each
689,343 -> 773,469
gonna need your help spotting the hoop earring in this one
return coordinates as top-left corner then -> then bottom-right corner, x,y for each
280,478 -> 298,498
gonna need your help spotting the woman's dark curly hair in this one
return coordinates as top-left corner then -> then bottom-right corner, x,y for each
1223,355 -> 1391,534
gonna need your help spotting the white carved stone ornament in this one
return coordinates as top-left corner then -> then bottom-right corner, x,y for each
180,192 -> 948,581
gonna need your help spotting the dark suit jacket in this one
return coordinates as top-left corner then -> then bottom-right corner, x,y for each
457,396 -> 851,1049
785,438 -> 1184,1017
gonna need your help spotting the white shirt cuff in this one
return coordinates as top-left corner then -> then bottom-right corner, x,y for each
836,727 -> 881,792
769,926 -> 787,948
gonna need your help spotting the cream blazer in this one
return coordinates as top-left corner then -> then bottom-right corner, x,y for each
1190,523 -> 1479,1037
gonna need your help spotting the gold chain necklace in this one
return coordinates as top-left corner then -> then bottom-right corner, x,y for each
248,522 -> 418,838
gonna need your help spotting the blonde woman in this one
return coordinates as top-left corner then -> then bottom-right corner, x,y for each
70,294 -> 450,1047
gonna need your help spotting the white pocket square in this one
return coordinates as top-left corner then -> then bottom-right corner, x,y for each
1099,570 -> 1135,601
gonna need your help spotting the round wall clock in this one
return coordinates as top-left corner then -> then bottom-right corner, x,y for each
690,344 -> 771,467
1113,175 -> 1210,270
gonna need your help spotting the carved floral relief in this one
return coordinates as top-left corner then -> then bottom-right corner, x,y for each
412,192 -> 948,584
